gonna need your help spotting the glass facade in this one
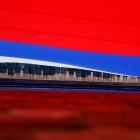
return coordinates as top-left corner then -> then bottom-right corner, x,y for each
0,62 -> 138,83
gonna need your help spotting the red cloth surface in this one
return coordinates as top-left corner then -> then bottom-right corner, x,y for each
0,0 -> 140,55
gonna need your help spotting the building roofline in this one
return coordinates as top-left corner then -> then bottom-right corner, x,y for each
0,56 -> 134,77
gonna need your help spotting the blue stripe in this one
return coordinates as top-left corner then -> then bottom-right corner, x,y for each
0,40 -> 140,76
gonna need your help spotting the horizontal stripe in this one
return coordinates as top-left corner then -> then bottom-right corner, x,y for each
0,5 -> 140,56
0,40 -> 140,76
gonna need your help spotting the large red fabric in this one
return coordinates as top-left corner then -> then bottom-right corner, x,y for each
0,0 -> 140,56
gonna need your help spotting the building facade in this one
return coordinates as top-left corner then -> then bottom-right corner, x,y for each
0,56 -> 139,83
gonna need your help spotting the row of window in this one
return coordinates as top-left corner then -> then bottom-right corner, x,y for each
0,63 -> 119,78
0,63 -> 91,77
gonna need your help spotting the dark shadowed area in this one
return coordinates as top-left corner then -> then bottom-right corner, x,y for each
0,90 -> 139,140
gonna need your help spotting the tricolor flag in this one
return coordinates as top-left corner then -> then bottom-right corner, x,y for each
0,1 -> 140,139
0,0 -> 140,77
